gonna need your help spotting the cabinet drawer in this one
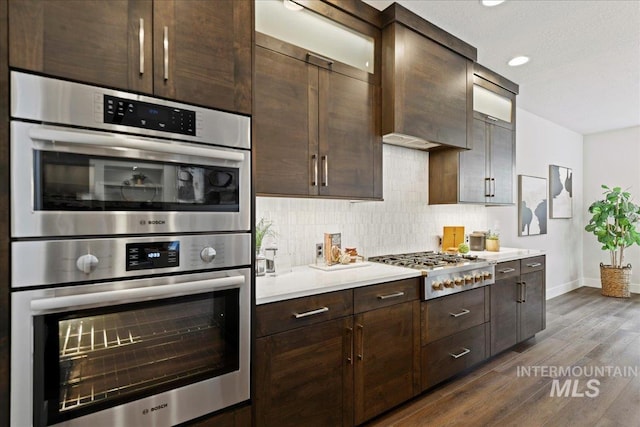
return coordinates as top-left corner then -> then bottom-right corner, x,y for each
256,290 -> 353,337
422,323 -> 488,390
354,278 -> 419,313
521,256 -> 545,274
422,287 -> 487,344
495,260 -> 520,280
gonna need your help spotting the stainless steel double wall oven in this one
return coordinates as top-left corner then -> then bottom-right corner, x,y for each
10,72 -> 252,427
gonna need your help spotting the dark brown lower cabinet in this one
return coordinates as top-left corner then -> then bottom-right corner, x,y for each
255,317 -> 353,427
519,267 -> 546,340
421,287 -> 490,390
354,301 -> 420,425
421,323 -> 489,389
254,279 -> 420,426
490,256 -> 546,356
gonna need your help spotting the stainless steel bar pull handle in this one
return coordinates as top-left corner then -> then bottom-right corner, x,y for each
293,306 -> 329,319
522,282 -> 527,303
139,18 -> 145,75
526,262 -> 542,268
311,154 -> 318,186
499,268 -> 516,274
378,291 -> 405,300
321,155 -> 328,187
163,26 -> 169,80
357,324 -> 364,361
491,178 -> 496,197
487,115 -> 499,121
485,177 -> 491,197
306,52 -> 334,66
449,308 -> 470,318
347,327 -> 354,364
449,348 -> 471,359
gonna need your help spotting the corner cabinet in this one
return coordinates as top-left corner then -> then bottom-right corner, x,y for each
254,278 -> 420,427
253,1 -> 382,200
490,256 -> 546,356
8,0 -> 251,114
380,4 -> 476,150
429,65 -> 518,205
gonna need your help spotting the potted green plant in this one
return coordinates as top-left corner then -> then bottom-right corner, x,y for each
585,185 -> 640,298
255,218 -> 276,254
485,230 -> 500,252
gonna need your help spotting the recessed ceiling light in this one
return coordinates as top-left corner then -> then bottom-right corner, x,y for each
481,0 -> 505,6
508,56 -> 530,66
283,0 -> 303,11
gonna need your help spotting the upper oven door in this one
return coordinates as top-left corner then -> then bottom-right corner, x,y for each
11,122 -> 250,237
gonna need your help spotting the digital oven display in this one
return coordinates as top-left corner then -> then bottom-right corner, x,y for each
126,241 -> 180,271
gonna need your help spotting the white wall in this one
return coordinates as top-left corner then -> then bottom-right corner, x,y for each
583,126 -> 640,293
485,108 -> 584,299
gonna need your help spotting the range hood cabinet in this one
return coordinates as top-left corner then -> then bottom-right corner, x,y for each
381,4 -> 477,151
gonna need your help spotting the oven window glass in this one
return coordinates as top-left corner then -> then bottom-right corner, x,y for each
36,151 -> 240,211
34,289 -> 239,426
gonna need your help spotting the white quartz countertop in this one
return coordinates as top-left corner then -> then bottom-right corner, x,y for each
255,247 -> 544,305
468,247 -> 545,263
255,262 -> 422,305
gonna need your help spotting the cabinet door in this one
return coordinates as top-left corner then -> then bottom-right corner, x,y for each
319,70 -> 378,198
489,124 -> 514,204
490,277 -> 518,356
9,0 -> 153,93
354,301 -> 418,425
254,317 -> 353,427
459,119 -> 488,203
519,270 -> 545,341
153,0 -> 251,113
386,24 -> 470,149
254,47 -> 316,196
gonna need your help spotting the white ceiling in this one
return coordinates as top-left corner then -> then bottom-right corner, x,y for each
363,0 -> 640,135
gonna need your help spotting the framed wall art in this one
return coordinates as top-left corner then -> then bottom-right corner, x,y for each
549,165 -> 573,218
518,175 -> 547,236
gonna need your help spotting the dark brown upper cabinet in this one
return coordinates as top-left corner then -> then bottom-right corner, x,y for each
253,1 -> 382,200
429,65 -> 518,205
380,3 -> 476,151
9,0 -> 251,114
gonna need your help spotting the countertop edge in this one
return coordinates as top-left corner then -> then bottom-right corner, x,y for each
255,267 -> 422,305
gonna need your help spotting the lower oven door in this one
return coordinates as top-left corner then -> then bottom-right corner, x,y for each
11,269 -> 250,427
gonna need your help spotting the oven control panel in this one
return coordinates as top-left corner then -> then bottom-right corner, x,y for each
103,95 -> 196,136
126,241 -> 180,271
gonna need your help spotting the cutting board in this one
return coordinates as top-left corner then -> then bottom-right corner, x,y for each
442,226 -> 465,251
309,262 -> 371,272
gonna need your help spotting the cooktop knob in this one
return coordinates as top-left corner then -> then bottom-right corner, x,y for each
200,247 -> 217,263
454,277 -> 463,286
432,281 -> 443,291
474,274 -> 483,283
76,254 -> 99,274
464,275 -> 473,284
443,279 -> 454,288
483,271 -> 492,279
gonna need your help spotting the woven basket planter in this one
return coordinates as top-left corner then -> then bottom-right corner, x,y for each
600,263 -> 631,298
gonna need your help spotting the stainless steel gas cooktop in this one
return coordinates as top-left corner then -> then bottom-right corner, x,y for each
368,251 -> 496,300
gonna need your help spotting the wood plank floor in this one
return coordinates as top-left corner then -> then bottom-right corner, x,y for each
365,287 -> 640,427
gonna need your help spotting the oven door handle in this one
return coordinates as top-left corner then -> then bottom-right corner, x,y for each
28,126 -> 245,163
30,275 -> 245,313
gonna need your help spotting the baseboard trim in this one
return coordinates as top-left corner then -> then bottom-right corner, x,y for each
546,280 -> 581,299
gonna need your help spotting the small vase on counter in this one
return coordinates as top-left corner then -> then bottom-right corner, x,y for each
256,249 -> 266,276
485,238 -> 500,252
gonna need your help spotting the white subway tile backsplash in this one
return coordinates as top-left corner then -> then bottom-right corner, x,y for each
257,144 -> 488,267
